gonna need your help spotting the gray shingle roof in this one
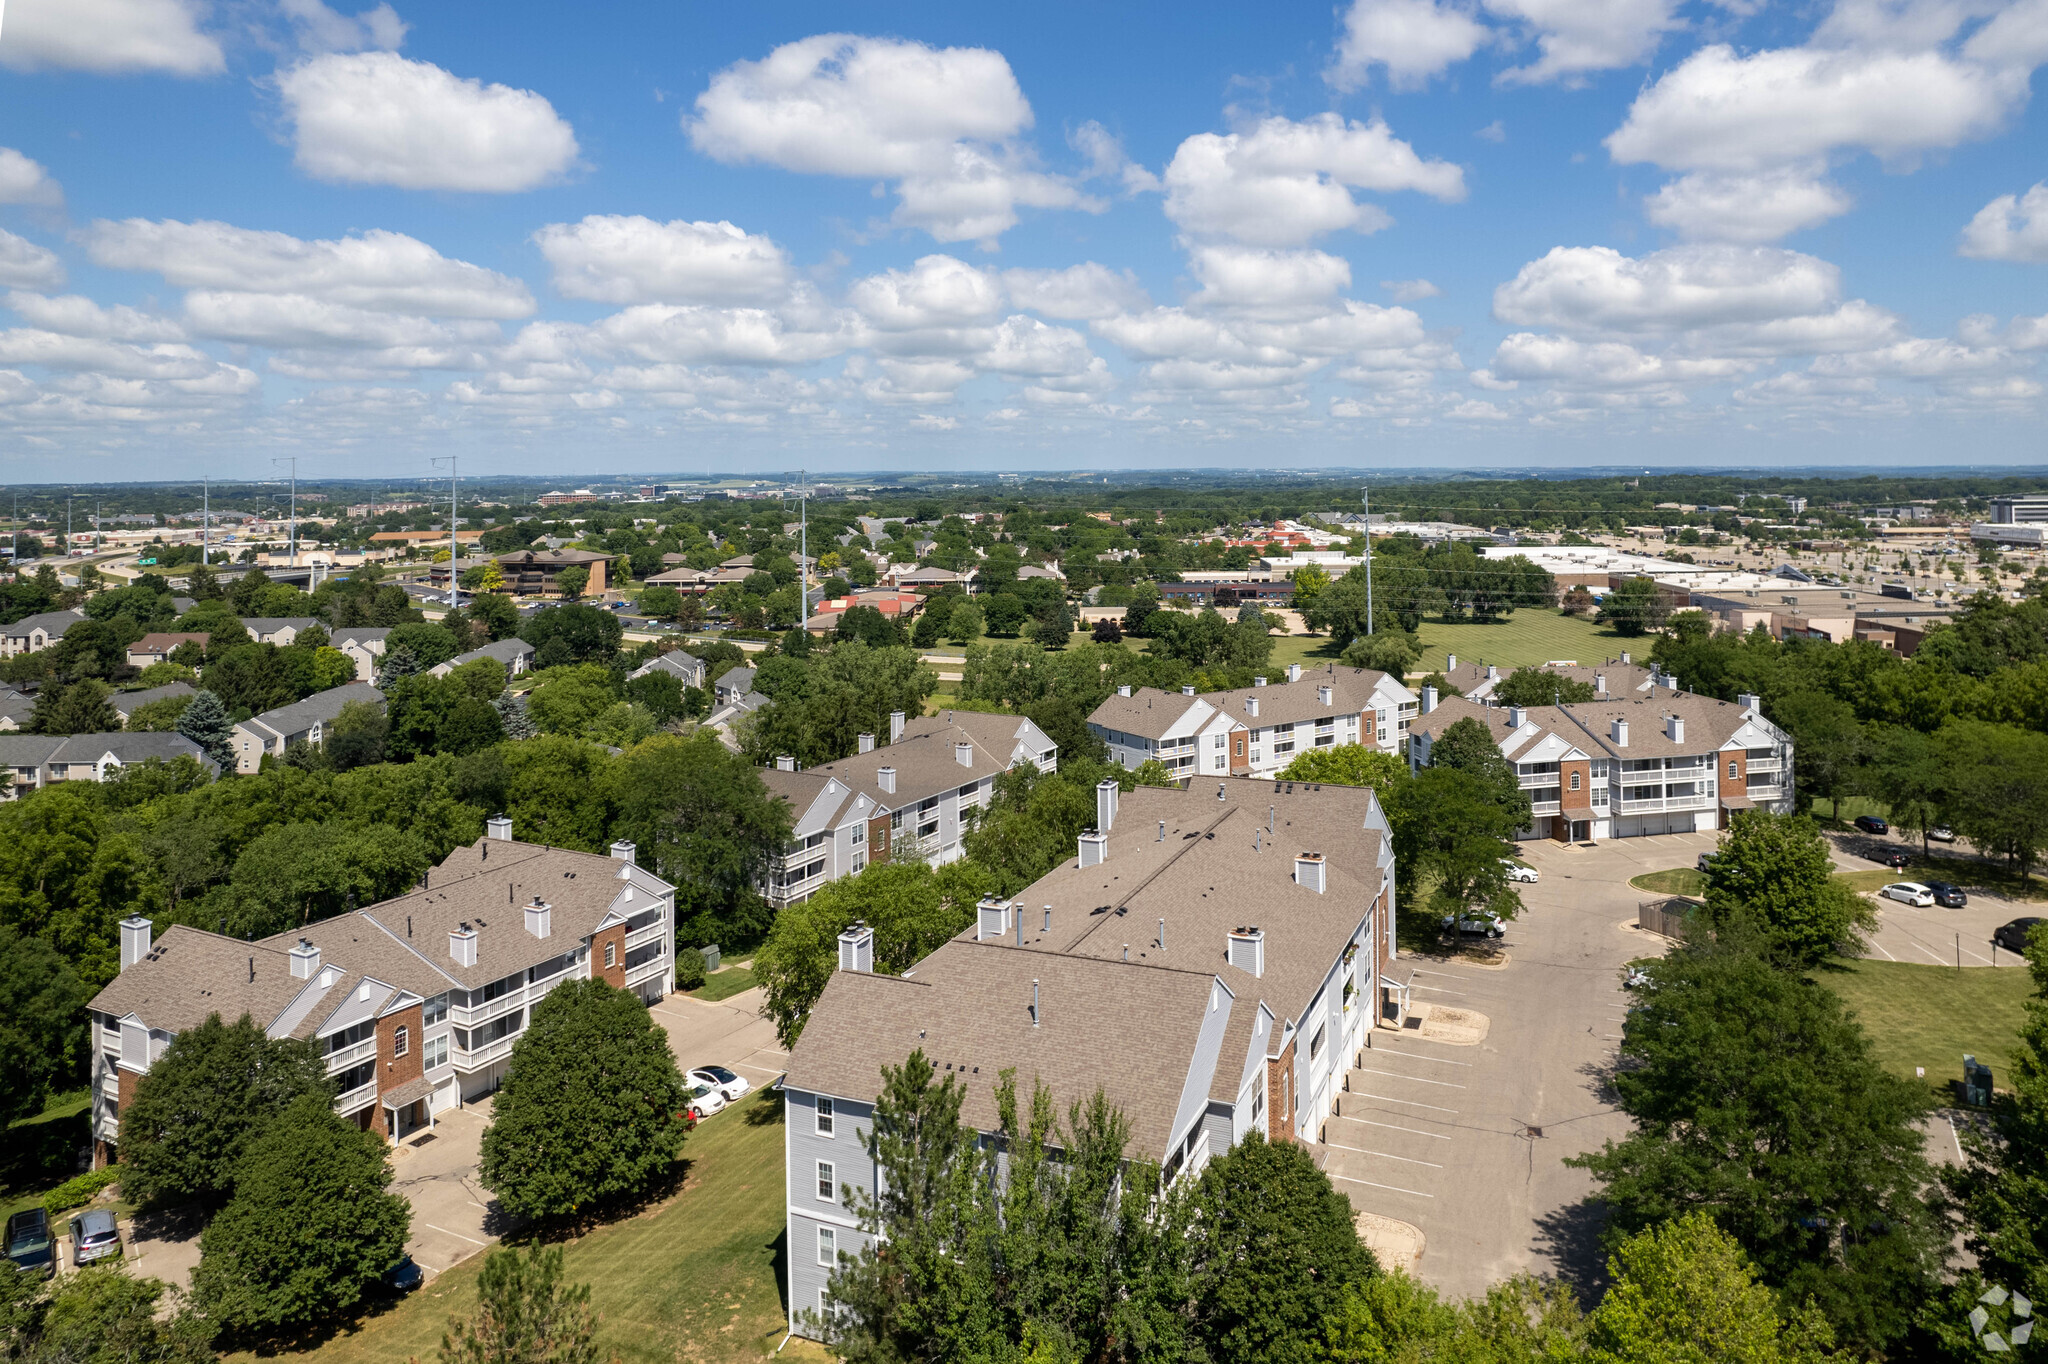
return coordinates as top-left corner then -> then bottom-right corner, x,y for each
88,926 -> 308,1034
2,609 -> 83,641
112,682 -> 197,716
241,683 -> 383,740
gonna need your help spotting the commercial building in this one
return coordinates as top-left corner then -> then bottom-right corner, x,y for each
231,684 -> 383,774
781,777 -> 1397,1338
1405,689 -> 1794,840
493,549 -> 616,597
757,710 -> 1058,907
85,823 -> 673,1164
1989,495 -> 2048,525
1087,663 -> 1418,778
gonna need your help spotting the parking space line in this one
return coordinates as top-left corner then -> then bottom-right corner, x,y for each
422,1223 -> 490,1247
1352,1117 -> 1453,1140
1365,1048 -> 1472,1066
1355,1067 -> 1464,1089
1323,1139 -> 1444,1168
1329,1172 -> 1435,1199
1352,1091 -> 1458,1113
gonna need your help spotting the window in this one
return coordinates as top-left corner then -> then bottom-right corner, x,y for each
1213,733 -> 1226,749
1309,1023 -> 1326,1061
393,1026 -> 409,1058
817,1226 -> 836,1265
852,823 -> 863,845
816,1096 -> 835,1136
1570,772 -> 1581,791
424,1034 -> 449,1070
422,993 -> 448,1026
604,941 -> 616,968
1728,760 -> 1739,779
816,1160 -> 836,1201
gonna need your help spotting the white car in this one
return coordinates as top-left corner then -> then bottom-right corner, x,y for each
1442,912 -> 1506,939
1928,827 -> 1957,843
689,1065 -> 751,1103
683,1081 -> 726,1121
1881,882 -> 1935,907
1501,860 -> 1539,884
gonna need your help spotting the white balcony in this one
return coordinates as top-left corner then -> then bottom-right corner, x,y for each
625,956 -> 670,989
453,1035 -> 517,1072
1613,793 -> 1717,815
334,1081 -> 378,1115
1745,783 -> 1785,800
626,921 -> 667,952
1745,757 -> 1783,774
96,1113 -> 120,1142
323,1037 -> 377,1073
1528,800 -> 1563,817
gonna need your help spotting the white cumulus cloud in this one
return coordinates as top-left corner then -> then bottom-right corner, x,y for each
280,0 -> 407,53
275,52 -> 580,192
1487,0 -> 1685,87
6,293 -> 183,342
1001,263 -> 1151,320
687,34 -> 1089,245
848,255 -> 1005,332
1187,246 -> 1352,314
1961,183 -> 2048,262
1644,168 -> 1854,242
534,216 -> 792,305
0,232 -> 63,291
1494,244 -> 1843,335
0,149 -> 61,207
1329,0 -> 1491,90
0,0 -> 222,75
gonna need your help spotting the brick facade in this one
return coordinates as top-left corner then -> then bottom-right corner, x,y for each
370,1002 -> 425,1137
868,814 -> 892,866
594,924 -> 627,988
1558,757 -> 1593,840
1267,1035 -> 1297,1144
1717,749 -> 1746,829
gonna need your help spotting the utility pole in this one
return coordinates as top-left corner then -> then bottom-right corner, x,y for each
272,457 -> 298,566
433,456 -> 459,609
202,478 -> 209,567
799,469 -> 808,624
65,494 -> 71,557
1362,485 -> 1373,637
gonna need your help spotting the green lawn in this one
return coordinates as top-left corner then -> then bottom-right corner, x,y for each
1817,958 -> 2034,1094
687,965 -> 758,1003
1630,868 -> 1705,897
1412,613 -> 1633,674
228,1088 -> 820,1364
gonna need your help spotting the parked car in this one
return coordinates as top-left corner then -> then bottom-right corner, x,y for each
1926,881 -> 1968,908
1881,882 -> 1935,907
1854,815 -> 1890,835
1697,851 -> 1716,872
384,1256 -> 424,1293
684,1080 -> 727,1121
689,1065 -> 751,1103
1501,859 -> 1539,883
1928,826 -> 1957,843
1878,851 -> 1911,871
69,1210 -> 120,1266
1441,912 -> 1505,939
1994,918 -> 2046,953
4,1209 -> 54,1279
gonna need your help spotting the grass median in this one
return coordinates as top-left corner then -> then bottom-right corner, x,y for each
1815,958 -> 2034,1097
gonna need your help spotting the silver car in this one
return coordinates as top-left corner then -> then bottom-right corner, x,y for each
70,1210 -> 120,1266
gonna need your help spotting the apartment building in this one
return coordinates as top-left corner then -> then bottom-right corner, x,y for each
126,633 -> 209,668
0,731 -> 218,798
85,822 -> 674,1165
240,617 -> 320,647
1,609 -> 82,658
782,777 -> 1397,1337
627,648 -> 706,689
1432,653 -> 1664,704
1087,663 -> 1418,779
757,710 -> 1058,907
331,626 -> 392,682
1406,690 -> 1794,840
231,683 -> 383,774
110,683 -> 197,726
429,637 -> 535,679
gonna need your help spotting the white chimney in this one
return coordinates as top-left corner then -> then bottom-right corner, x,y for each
486,814 -> 513,841
955,741 -> 973,768
1620,651 -> 1631,664
525,897 -> 552,939
1612,718 -> 1629,747
1294,851 -> 1327,894
776,754 -> 796,771
878,766 -> 896,794
1079,830 -> 1108,867
838,920 -> 874,973
610,839 -> 635,863
1117,684 -> 1131,697
1421,685 -> 1438,714
1318,685 -> 1334,707
1446,653 -> 1457,672
1227,926 -> 1265,977
976,897 -> 1012,941
1508,705 -> 1526,729
1487,664 -> 1499,681
1287,663 -> 1302,683
1254,676 -> 1267,687
1595,673 -> 1607,697
858,732 -> 875,754
450,923 -> 478,967
1246,695 -> 1260,718
1666,714 -> 1685,744
288,937 -> 320,979
1095,778 -> 1119,833
1182,685 -> 1196,696
120,916 -> 153,971
890,710 -> 905,743
1739,692 -> 1760,715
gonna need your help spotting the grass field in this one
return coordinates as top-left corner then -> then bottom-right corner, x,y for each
2,1090 -> 92,1226
1817,958 -> 2034,1093
687,965 -> 758,1003
228,1088 -> 821,1364
1413,613 -> 1632,674
1630,868 -> 1706,897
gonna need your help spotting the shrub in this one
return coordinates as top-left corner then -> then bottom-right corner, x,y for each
675,947 -> 707,991
44,1167 -> 122,1217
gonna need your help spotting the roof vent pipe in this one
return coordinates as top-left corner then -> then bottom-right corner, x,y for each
1157,819 -> 1165,842
1031,979 -> 1041,1027
1217,782 -> 1227,801
1158,917 -> 1166,951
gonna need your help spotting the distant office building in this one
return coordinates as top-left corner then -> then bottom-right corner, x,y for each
1990,495 -> 2048,525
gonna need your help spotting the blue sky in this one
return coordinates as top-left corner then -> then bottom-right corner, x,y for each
0,0 -> 2045,481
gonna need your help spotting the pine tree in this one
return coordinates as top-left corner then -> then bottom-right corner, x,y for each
375,644 -> 423,690
175,688 -> 236,770
439,1244 -> 601,1364
494,690 -> 538,739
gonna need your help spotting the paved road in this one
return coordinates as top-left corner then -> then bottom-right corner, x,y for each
1320,830 -> 1719,1300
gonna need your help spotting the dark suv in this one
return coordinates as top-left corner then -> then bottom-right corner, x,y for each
1854,815 -> 1890,835
5,1208 -> 55,1279
1927,881 -> 1968,908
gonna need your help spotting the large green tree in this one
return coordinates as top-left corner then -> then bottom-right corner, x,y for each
1702,811 -> 1870,968
1597,577 -> 1669,637
1277,744 -> 1409,798
1493,667 -> 1597,707
478,978 -> 690,1223
214,819 -> 432,939
1568,938 -> 1941,1355
191,1094 -> 411,1334
7,1264 -> 216,1364
0,926 -> 84,1127
1774,693 -> 1865,820
173,689 -> 235,770
1426,716 -> 1531,829
31,680 -> 121,735
118,1014 -> 333,1209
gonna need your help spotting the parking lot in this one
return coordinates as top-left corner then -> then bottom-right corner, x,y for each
1828,831 -> 2036,969
1322,830 -> 1717,1299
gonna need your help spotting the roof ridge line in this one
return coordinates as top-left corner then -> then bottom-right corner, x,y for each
356,909 -> 465,989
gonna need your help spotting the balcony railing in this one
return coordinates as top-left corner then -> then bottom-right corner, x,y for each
453,1035 -> 518,1073
334,1081 -> 378,1115
1528,800 -> 1563,817
1745,783 -> 1785,800
1612,793 -> 1717,815
1745,757 -> 1783,774
323,1037 -> 377,1073
625,956 -> 670,989
626,921 -> 667,952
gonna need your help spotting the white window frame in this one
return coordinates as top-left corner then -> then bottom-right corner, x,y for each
817,1225 -> 836,1265
816,1160 -> 835,1202
393,1025 -> 409,1058
816,1096 -> 835,1137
